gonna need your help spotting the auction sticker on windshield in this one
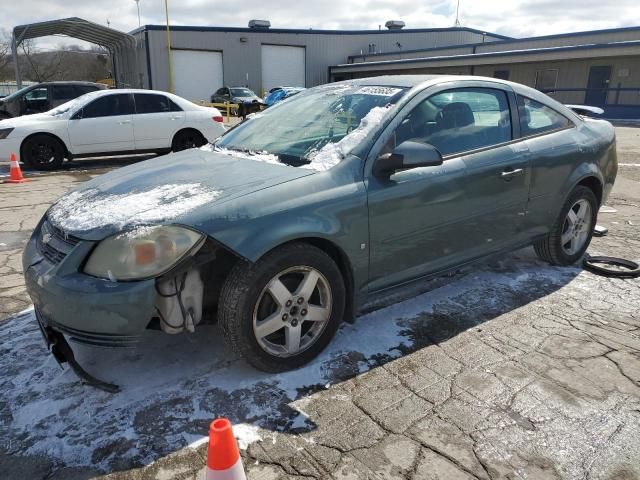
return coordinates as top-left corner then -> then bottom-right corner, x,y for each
355,86 -> 403,96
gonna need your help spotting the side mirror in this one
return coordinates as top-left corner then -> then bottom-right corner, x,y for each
373,140 -> 443,177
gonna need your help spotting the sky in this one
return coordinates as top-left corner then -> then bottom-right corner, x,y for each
2,0 -> 640,50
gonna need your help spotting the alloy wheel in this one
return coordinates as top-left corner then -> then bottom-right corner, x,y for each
253,266 -> 332,358
32,142 -> 56,165
561,199 -> 592,255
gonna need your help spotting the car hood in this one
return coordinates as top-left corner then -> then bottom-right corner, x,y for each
0,113 -> 63,128
46,148 -> 314,240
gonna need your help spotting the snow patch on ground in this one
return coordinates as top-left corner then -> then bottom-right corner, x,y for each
233,424 -> 263,450
301,105 -> 391,171
48,183 -> 221,232
0,253 -> 578,472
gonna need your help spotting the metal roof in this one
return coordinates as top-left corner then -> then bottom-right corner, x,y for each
347,25 -> 640,62
333,40 -> 640,71
133,24 -> 511,39
13,17 -> 135,48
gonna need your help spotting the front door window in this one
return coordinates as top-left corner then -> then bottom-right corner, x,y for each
22,87 -> 49,114
392,87 -> 512,157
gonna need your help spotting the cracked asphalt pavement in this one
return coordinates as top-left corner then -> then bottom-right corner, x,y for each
0,129 -> 639,480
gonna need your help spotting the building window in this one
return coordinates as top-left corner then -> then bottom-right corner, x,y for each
494,70 -> 510,80
534,69 -> 558,92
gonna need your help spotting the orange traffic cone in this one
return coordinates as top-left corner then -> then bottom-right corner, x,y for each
205,418 -> 247,480
3,154 -> 30,184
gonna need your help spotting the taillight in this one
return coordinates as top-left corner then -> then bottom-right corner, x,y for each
213,116 -> 224,123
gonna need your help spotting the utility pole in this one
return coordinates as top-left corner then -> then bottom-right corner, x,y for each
454,0 -> 461,27
11,32 -> 22,89
134,0 -> 141,27
164,0 -> 174,93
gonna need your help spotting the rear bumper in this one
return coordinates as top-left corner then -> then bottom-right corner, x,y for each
23,224 -> 157,347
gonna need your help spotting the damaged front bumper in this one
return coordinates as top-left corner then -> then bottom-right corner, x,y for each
23,220 -> 158,345
23,221 -> 159,391
35,308 -> 120,392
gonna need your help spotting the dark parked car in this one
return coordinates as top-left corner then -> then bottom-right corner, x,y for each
0,81 -> 107,119
210,86 -> 262,117
24,75 -> 616,385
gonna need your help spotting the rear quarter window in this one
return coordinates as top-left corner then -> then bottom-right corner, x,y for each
518,96 -> 571,137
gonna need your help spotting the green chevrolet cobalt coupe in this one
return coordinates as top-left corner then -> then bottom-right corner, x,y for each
24,75 -> 617,382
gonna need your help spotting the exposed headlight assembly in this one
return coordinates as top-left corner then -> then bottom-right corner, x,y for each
0,128 -> 14,139
84,225 -> 204,281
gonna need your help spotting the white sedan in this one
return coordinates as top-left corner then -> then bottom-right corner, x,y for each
0,89 -> 226,170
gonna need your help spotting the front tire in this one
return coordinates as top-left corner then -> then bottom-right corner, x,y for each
21,134 -> 65,170
219,243 -> 345,372
534,186 -> 598,265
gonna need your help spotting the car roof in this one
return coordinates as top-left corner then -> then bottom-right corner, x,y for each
36,81 -> 107,87
336,74 -> 529,88
88,88 -> 177,95
74,88 -> 205,110
336,74 -> 581,122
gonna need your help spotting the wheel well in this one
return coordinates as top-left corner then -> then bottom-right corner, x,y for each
193,236 -> 356,324
577,176 -> 603,206
20,132 -> 69,159
172,128 -> 205,145
288,237 -> 356,323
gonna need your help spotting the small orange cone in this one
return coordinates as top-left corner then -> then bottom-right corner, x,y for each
3,154 -> 30,184
205,418 -> 247,480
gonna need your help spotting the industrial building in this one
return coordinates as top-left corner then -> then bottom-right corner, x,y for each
331,26 -> 640,118
131,22 -> 506,100
10,18 -> 640,118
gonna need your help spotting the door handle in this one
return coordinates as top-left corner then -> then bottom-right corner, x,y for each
118,120 -> 131,125
170,116 -> 182,120
500,168 -> 524,180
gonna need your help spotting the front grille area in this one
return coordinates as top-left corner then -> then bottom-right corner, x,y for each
36,218 -> 81,264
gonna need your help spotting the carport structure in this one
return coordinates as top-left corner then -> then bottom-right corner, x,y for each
12,17 -> 140,89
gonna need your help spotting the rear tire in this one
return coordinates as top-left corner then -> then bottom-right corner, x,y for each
21,134 -> 65,170
534,186 -> 598,265
219,243 -> 345,372
171,129 -> 206,152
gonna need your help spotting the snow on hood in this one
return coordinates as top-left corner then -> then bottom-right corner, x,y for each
200,143 -> 284,167
301,105 -> 391,172
48,183 -> 221,232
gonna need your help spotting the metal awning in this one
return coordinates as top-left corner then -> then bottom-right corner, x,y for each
12,17 -> 136,88
13,17 -> 135,48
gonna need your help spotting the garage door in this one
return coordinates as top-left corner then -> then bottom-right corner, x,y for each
172,50 -> 223,102
261,45 -> 305,92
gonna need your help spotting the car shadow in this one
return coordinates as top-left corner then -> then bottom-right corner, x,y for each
0,248 -> 581,474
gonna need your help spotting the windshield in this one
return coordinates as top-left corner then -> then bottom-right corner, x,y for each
46,92 -> 97,116
214,84 -> 406,170
230,88 -> 255,97
3,85 -> 36,102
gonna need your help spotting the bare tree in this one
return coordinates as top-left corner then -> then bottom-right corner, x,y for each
0,29 -> 13,80
20,40 -> 65,82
